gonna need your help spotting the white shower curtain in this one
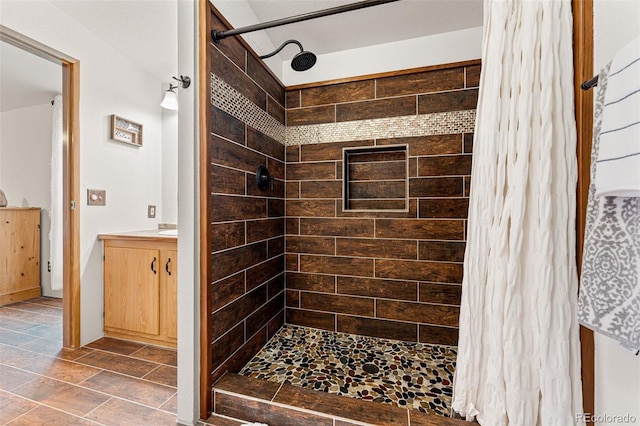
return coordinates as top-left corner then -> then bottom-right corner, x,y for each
451,1 -> 584,425
50,95 -> 63,291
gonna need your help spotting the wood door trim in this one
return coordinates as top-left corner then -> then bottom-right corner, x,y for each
199,0 -> 213,420
0,25 -> 81,349
285,59 -> 482,91
62,59 -> 81,349
572,0 -> 595,419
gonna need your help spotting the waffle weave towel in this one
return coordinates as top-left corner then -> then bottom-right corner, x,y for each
595,36 -> 640,197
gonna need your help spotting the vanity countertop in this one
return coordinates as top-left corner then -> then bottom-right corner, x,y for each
98,229 -> 177,242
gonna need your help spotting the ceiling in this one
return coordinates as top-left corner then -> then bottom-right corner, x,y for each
0,41 -> 62,112
50,0 -> 178,81
0,0 -> 177,113
0,0 -> 482,112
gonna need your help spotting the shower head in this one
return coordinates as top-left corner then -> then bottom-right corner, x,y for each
260,39 -> 317,72
291,50 -> 317,72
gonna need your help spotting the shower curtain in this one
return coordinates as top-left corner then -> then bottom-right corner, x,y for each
50,95 -> 63,291
451,1 -> 584,425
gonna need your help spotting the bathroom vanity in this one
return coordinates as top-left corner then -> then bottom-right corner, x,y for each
0,207 -> 41,305
98,230 -> 177,348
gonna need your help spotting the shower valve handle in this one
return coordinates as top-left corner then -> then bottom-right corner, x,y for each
256,165 -> 274,191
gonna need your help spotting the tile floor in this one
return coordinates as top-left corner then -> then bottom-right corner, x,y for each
240,324 -> 457,417
0,297 -> 178,425
1,298 -> 459,425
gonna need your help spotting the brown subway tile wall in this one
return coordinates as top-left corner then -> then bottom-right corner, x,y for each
418,89 -> 479,115
376,67 -> 464,98
210,45 -> 266,111
300,139 -> 373,161
287,105 -> 336,126
466,65 -> 482,88
207,7 -> 286,410
286,63 -> 479,127
284,62 -> 479,345
336,96 -> 417,122
301,80 -> 375,107
378,134 -> 462,156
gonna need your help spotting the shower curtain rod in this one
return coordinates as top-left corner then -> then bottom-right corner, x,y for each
581,75 -> 599,90
212,0 -> 400,43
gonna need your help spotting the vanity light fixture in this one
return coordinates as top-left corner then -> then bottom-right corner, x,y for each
160,75 -> 191,110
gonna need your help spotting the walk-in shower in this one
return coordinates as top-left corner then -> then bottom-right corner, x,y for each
205,0 -> 474,423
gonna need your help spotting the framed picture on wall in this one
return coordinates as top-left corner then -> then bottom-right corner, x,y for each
110,115 -> 143,147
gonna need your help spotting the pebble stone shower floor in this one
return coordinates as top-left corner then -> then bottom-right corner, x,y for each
240,324 -> 457,417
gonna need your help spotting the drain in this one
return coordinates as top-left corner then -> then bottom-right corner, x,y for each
363,363 -> 379,374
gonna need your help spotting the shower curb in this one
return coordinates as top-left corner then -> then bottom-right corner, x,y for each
211,373 -> 468,426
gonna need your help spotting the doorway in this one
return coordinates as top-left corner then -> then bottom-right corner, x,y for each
0,25 -> 80,349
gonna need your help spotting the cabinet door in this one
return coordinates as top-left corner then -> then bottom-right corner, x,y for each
0,209 -> 40,295
165,250 -> 178,339
104,246 -> 160,335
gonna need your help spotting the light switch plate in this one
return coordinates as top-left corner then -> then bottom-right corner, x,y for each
148,205 -> 156,218
87,189 -> 106,206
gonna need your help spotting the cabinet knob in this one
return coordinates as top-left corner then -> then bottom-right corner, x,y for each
151,257 -> 157,274
165,258 -> 172,276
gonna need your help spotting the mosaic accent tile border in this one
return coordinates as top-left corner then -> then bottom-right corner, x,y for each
240,324 -> 457,417
211,73 -> 286,143
211,72 -> 475,147
285,110 -> 476,146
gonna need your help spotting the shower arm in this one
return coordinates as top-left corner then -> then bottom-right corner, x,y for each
211,0 -> 400,43
260,40 -> 303,60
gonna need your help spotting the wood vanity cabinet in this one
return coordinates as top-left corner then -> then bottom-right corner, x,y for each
0,207 -> 41,306
101,235 -> 176,348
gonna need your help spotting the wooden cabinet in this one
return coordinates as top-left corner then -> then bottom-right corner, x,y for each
0,208 -> 41,305
101,235 -> 177,348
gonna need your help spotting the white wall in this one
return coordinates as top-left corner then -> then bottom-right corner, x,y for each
592,0 -> 640,423
176,0 -> 199,423
0,103 -> 61,298
282,26 -> 484,86
0,0 -> 166,344
0,104 -> 53,209
162,106 -> 178,224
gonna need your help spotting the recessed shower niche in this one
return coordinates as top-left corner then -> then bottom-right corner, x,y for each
343,145 -> 409,212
